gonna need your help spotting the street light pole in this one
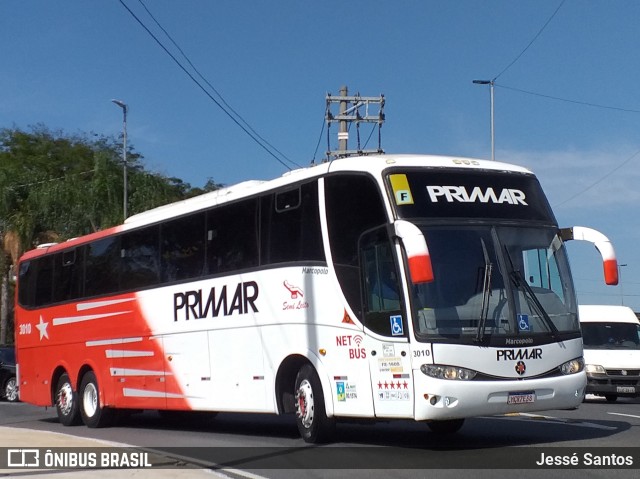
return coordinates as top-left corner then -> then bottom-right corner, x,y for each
111,99 -> 128,221
472,79 -> 495,161
618,263 -> 628,305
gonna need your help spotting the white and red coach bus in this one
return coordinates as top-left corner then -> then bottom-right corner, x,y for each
14,154 -> 618,443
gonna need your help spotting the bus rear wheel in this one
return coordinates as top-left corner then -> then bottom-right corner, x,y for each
294,364 -> 334,444
79,371 -> 113,428
55,373 -> 81,426
427,418 -> 465,434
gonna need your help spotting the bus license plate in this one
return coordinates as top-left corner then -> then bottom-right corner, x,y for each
616,386 -> 636,394
507,392 -> 535,405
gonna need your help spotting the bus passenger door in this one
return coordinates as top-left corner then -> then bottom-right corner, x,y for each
360,229 -> 414,418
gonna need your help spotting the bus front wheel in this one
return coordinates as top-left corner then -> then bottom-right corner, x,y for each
55,373 -> 81,426
294,364 -> 335,443
79,371 -> 113,428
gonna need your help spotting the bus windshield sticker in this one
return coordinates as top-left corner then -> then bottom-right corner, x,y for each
389,174 -> 414,205
390,315 -> 404,336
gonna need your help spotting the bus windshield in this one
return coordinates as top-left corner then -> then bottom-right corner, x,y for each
412,225 -> 579,343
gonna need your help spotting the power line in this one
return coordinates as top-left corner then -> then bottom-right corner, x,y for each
118,0 -> 300,170
134,0 -> 298,169
311,112 -> 326,164
496,83 -> 640,114
5,169 -> 97,190
554,147 -> 640,208
479,0 -> 639,210
494,0 -> 567,81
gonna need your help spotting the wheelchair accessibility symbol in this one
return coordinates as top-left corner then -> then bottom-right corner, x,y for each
518,314 -> 530,332
390,315 -> 404,336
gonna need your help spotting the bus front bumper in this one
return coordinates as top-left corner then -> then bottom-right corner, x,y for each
413,371 -> 587,421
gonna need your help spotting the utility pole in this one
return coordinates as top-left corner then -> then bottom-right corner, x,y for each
619,263 -> 627,305
472,79 -> 495,161
112,99 -> 128,221
325,85 -> 385,161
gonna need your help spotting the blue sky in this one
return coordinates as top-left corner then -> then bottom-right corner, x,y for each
1,1 -> 639,311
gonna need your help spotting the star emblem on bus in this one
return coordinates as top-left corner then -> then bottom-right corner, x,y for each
36,315 -> 49,340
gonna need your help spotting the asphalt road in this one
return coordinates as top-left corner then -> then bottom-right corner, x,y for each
1,395 -> 640,478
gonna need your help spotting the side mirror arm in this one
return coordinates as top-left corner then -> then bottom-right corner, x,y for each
393,220 -> 434,284
560,226 -> 618,285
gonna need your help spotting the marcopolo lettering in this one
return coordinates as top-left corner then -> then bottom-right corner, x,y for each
426,185 -> 528,205
302,267 -> 328,275
496,348 -> 543,361
174,281 -> 259,321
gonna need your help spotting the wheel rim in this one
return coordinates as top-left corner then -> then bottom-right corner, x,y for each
83,382 -> 98,418
295,379 -> 314,429
5,378 -> 17,402
57,382 -> 74,416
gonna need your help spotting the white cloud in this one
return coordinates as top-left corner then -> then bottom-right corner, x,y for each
501,145 -> 640,211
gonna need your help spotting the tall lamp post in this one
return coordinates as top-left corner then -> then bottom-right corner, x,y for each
472,79 -> 495,161
111,99 -> 128,221
618,263 -> 627,305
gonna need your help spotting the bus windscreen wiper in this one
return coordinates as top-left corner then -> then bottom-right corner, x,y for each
504,248 -> 559,338
475,239 -> 493,343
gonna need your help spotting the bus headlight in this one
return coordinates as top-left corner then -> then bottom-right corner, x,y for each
560,357 -> 585,375
584,364 -> 606,375
420,364 -> 477,381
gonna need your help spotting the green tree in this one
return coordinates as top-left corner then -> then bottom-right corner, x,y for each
0,124 -> 219,343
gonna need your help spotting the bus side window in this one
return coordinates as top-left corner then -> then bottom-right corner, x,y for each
260,181 -> 324,265
360,228 -> 403,336
206,199 -> 258,274
33,256 -> 54,307
85,236 -> 121,297
324,174 -> 388,321
161,212 -> 206,282
52,247 -> 84,303
18,261 -> 35,307
120,225 -> 160,290
364,249 -> 400,312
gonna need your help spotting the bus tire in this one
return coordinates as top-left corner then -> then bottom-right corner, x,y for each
55,373 -> 82,426
4,376 -> 18,402
427,418 -> 465,434
605,395 -> 618,403
294,364 -> 335,444
79,371 -> 113,428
